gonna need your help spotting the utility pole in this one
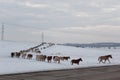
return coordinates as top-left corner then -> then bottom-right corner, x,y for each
1,23 -> 4,40
41,32 -> 44,43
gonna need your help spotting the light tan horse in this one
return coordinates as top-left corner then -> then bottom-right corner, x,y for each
36,55 -> 46,61
53,56 -> 61,63
98,55 -> 112,63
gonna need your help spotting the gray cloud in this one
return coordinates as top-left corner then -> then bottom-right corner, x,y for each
0,0 -> 120,43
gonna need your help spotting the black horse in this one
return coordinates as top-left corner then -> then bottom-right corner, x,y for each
71,58 -> 83,65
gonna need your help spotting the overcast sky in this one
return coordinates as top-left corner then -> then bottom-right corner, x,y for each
0,0 -> 120,43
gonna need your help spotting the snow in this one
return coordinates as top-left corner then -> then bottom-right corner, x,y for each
0,41 -> 120,75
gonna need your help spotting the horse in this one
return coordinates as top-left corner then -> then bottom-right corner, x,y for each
71,58 -> 83,65
27,54 -> 33,59
42,55 -> 47,61
53,56 -> 61,63
47,56 -> 52,63
36,55 -> 46,61
21,53 -> 27,59
36,55 -> 41,61
16,52 -> 21,58
11,52 -> 15,58
62,56 -> 70,61
98,55 -> 112,64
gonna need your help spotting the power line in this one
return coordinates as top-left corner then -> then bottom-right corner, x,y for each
0,22 -> 48,43
5,23 -> 45,43
5,23 -> 46,30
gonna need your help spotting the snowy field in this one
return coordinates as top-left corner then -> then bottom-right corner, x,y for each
0,41 -> 120,75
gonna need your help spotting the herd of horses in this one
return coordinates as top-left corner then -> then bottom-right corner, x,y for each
10,43 -> 113,65
11,51 -> 112,65
11,51 -> 71,64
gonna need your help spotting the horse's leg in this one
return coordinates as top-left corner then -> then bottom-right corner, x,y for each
99,59 -> 102,63
108,59 -> 111,63
99,61 -> 101,63
100,59 -> 104,63
71,62 -> 73,65
58,60 -> 60,64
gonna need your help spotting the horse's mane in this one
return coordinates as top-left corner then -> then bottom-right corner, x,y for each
106,55 -> 112,57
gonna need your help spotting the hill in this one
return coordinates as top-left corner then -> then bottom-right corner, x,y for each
63,42 -> 120,48
0,41 -> 120,75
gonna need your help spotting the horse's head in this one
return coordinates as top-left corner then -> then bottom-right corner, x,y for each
109,55 -> 112,59
79,58 -> 83,61
68,57 -> 70,59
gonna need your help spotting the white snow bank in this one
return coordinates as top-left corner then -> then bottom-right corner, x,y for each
0,41 -> 120,75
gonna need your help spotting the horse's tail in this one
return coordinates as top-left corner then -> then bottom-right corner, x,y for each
71,60 -> 73,65
98,57 -> 100,61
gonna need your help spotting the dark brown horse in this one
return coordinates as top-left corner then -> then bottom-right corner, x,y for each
11,52 -> 15,58
98,55 -> 112,63
27,54 -> 33,59
71,58 -> 83,65
16,52 -> 21,58
47,56 -> 52,63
